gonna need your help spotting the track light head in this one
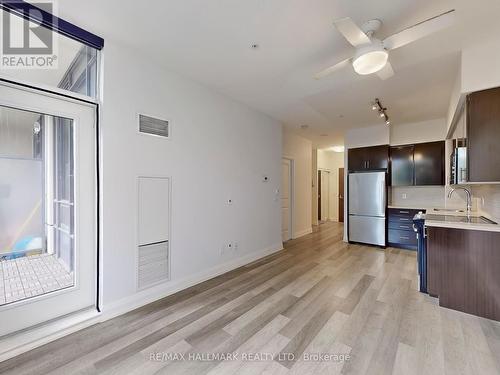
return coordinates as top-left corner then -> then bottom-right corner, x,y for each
372,98 -> 390,125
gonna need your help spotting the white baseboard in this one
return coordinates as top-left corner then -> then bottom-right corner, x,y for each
100,242 -> 284,321
0,242 -> 283,361
293,227 -> 312,239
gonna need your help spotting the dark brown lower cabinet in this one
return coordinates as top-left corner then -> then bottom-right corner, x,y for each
427,226 -> 500,321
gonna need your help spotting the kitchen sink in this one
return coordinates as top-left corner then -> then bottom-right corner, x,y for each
433,208 -> 465,213
425,214 -> 497,224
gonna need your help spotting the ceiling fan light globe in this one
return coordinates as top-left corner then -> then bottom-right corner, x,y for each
352,45 -> 388,75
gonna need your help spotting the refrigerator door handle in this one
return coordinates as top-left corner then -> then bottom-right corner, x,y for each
380,180 -> 385,212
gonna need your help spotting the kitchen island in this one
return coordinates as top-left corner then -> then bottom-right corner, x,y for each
424,214 -> 500,321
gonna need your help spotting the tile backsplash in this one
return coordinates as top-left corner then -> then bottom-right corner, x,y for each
390,186 -> 446,208
472,185 -> 500,220
390,185 -> 478,211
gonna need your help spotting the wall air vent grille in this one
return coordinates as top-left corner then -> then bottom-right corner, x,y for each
138,114 -> 170,138
138,241 -> 169,290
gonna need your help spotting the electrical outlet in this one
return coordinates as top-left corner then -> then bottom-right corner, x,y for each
221,242 -> 234,255
402,193 -> 407,200
233,241 -> 239,251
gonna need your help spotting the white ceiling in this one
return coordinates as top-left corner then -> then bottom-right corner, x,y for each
57,0 -> 500,147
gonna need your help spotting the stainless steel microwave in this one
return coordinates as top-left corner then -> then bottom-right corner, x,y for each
450,146 -> 467,184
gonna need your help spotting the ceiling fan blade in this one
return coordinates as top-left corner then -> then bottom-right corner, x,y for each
383,9 -> 456,50
314,59 -> 351,79
334,17 -> 371,47
376,61 -> 394,80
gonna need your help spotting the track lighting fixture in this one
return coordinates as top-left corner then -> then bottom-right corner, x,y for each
371,98 -> 390,126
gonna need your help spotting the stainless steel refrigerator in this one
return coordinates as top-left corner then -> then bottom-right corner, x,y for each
348,171 -> 386,246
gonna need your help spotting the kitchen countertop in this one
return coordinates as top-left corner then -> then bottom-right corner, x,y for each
389,205 -> 500,232
388,205 -> 428,210
388,205 -> 465,213
424,214 -> 500,232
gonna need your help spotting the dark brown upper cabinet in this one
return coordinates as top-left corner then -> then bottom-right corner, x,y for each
348,145 -> 389,171
348,147 -> 368,171
467,87 -> 500,182
414,141 -> 445,186
389,141 -> 445,186
390,145 -> 414,186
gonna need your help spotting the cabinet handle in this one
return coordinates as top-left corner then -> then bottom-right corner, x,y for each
400,236 -> 410,240
399,225 -> 410,229
399,218 -> 410,221
399,210 -> 409,214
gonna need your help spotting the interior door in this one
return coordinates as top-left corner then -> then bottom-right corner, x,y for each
281,159 -> 292,241
0,81 -> 96,336
317,170 -> 321,221
338,168 -> 344,223
320,170 -> 330,221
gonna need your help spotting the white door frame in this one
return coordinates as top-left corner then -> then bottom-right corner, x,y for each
281,157 -> 294,241
318,168 -> 330,221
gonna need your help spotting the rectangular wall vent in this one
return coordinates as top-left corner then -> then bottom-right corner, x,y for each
139,114 -> 170,138
138,241 -> 169,290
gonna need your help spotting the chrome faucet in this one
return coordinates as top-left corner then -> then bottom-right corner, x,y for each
447,187 -> 472,216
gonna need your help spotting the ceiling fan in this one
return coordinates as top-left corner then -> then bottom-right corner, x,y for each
315,9 -> 456,80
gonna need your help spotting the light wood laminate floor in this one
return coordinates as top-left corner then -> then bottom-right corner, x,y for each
1,222 -> 500,375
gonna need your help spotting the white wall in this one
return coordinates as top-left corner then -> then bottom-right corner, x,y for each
390,118 -> 446,146
447,62 -> 462,134
461,37 -> 500,94
282,130 -> 312,238
100,41 -> 283,312
317,150 -> 344,222
344,124 -> 390,148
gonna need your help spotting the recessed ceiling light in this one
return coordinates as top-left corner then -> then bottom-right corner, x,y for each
330,145 -> 345,153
